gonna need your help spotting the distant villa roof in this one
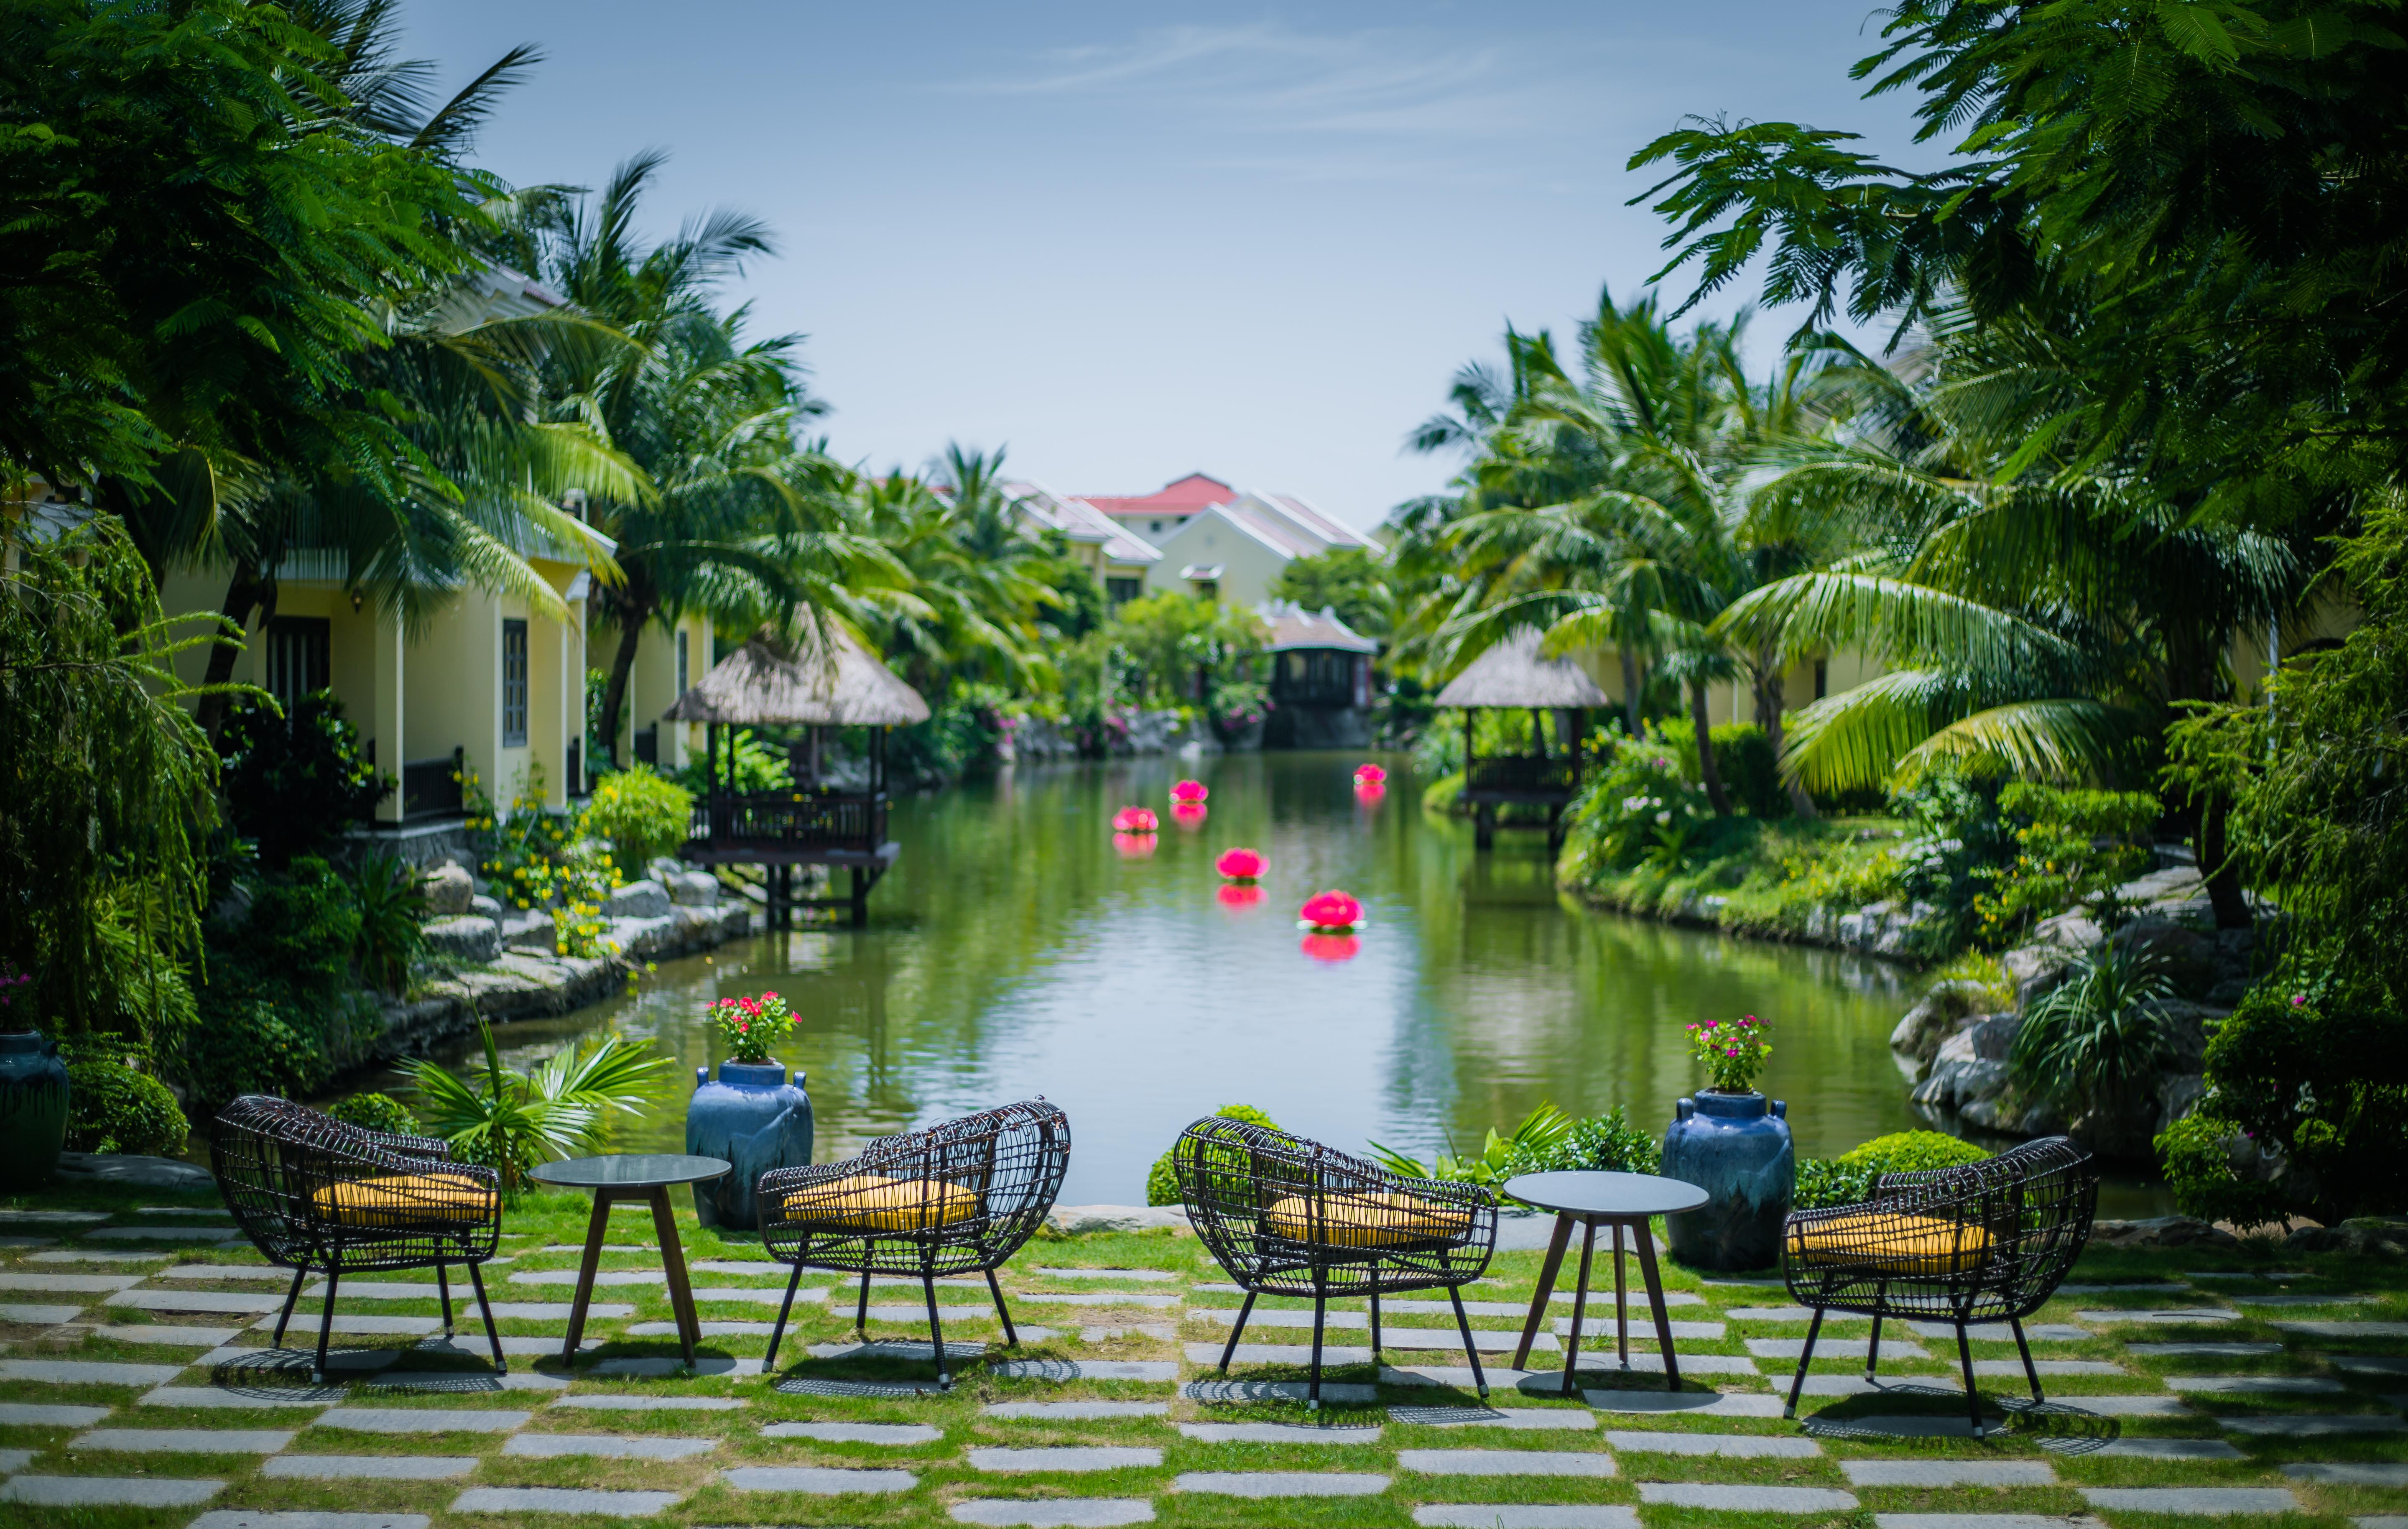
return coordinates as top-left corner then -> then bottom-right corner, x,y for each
1081,472 -> 1234,519
1257,601 -> 1377,655
1434,627 -> 1610,709
1001,480 -> 1161,564
662,620 -> 931,727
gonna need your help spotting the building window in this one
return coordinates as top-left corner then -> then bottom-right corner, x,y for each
1149,520 -> 1163,533
1106,577 -> 1142,606
1195,580 -> 1218,601
1814,658 -> 1829,700
677,630 -> 690,695
264,617 -> 329,713
501,619 -> 529,746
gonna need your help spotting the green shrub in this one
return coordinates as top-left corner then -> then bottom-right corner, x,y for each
579,767 -> 694,872
217,692 -> 390,869
1798,1131 -> 1990,1209
61,1045 -> 189,1156
1421,770 -> 1465,815
671,728 -> 791,795
1565,1107 -> 1660,1175
2010,942 -> 2174,1117
2155,1112 -> 2290,1230
179,857 -> 373,1108
329,1091 -> 420,1138
349,853 -> 425,994
1663,722 -> 1785,819
1148,1103 -> 1280,1207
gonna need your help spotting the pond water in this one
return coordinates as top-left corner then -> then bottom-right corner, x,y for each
403,750 -> 2167,1214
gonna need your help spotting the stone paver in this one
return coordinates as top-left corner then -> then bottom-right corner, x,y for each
1640,1484 -> 1860,1511
2222,1414 -> 2406,1436
255,1315 -> 441,1336
485,1301 -> 631,1319
1393,1325 -> 1558,1352
992,1359 -> 1179,1383
2167,1374 -> 2347,1393
0,1358 -> 184,1386
1178,1422 -> 1383,1444
627,1320 -> 775,1336
2334,1356 -> 2408,1375
262,1455 -> 479,1479
1843,1460 -> 2059,1486
1390,1406 -> 1595,1429
984,1402 -> 1170,1420
1584,1389 -> 1786,1416
551,1394 -> 744,1411
2287,1465 -> 2408,1485
2129,1342 -> 2282,1357
1798,1375 -> 1964,1396
503,1432 -> 715,1459
316,1407 -> 529,1433
764,1421 -> 944,1444
158,1266 -> 293,1281
73,1427 -> 293,1452
1747,1335 -> 1929,1360
0,1448 -> 30,1472
1181,1379 -> 1378,1404
1809,1417 -> 1999,1438
2038,1395 -> 2190,1415
1909,1321 -> 2092,1342
1175,1471 -> 1390,1496
110,1289 -> 283,1314
0,1303 -> 82,1323
685,1260 -> 788,1276
189,1514 -> 429,1529
450,1488 -> 679,1516
1972,1360 -> 2123,1376
2081,1488 -> 2301,1515
92,1324 -> 242,1346
0,1271 -> 143,1292
140,1385 -> 345,1408
1020,1291 -> 1181,1307
2078,1308 -> 2236,1325
589,1355 -> 761,1378
299,1282 -> 462,1300
1398,1448 -> 1616,1475
969,1446 -> 1164,1471
1556,1319 -> 1724,1341
2235,1294 -> 2373,1306
506,1269 -> 664,1284
1606,1429 -> 1820,1457
1,1475 -> 225,1506
2272,1322 -> 2408,1338
1874,1518 -> 2104,1529
372,1370 -> 565,1392
949,1500 -> 1155,1526
1413,1511 -> 1637,1529
1034,1267 -> 1177,1281
86,1225 -> 240,1241
722,1465 -> 918,1493
2092,1440 -> 2244,1459
2060,1283 -> 2193,1294
1184,1340 -> 1375,1366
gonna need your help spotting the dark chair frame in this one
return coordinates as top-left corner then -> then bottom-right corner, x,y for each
210,1095 -> 508,1383
1780,1136 -> 2098,1436
1173,1116 -> 1499,1407
757,1099 -> 1070,1388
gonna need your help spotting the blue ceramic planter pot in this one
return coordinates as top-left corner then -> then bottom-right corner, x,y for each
686,1060 -> 814,1231
1661,1090 -> 1794,1271
0,1030 -> 69,1189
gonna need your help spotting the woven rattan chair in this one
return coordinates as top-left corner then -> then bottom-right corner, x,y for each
1173,1116 -> 1499,1407
757,1099 -> 1070,1388
211,1095 -> 507,1383
1780,1136 -> 2098,1435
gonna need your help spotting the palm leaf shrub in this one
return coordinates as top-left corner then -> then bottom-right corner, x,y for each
409,1020 -> 671,1189
2010,942 -> 2175,1119
349,853 -> 426,995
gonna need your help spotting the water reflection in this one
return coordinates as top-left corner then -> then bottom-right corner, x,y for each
388,752 -> 2156,1210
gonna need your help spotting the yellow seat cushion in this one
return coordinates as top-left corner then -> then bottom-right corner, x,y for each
1790,1211 -> 1994,1277
310,1174 -> 497,1230
781,1173 -> 981,1233
1262,1192 -> 1471,1249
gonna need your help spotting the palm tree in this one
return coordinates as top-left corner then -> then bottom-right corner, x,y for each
1715,310 -> 2303,924
523,153 -> 846,764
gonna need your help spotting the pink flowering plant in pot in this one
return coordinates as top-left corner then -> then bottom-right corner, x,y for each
711,992 -> 798,1065
1686,1013 -> 1772,1094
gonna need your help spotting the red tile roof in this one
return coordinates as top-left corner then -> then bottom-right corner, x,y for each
1081,472 -> 1234,519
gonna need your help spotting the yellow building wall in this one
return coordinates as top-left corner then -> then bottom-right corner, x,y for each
2229,590 -> 2363,704
590,610 -> 710,770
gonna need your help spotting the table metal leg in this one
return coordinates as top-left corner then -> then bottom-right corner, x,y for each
1612,1220 -> 1628,1369
560,1192 -> 613,1365
1560,1219 -> 1597,1397
1510,1213 -> 1574,1370
1633,1216 -> 1679,1391
648,1186 -> 701,1366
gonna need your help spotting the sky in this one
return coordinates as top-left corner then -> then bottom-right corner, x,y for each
400,3 -> 1939,533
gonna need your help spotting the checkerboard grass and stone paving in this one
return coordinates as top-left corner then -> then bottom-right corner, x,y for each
13,1184 -> 2408,1529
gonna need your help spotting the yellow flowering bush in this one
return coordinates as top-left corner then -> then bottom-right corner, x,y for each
580,767 -> 694,872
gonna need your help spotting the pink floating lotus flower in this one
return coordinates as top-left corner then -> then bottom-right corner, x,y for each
1217,847 -> 1265,882
1170,779 -> 1209,804
1172,801 -> 1209,829
1298,890 -> 1363,932
1354,780 -> 1386,806
1217,882 -> 1265,909
1112,806 -> 1158,834
1354,763 -> 1387,785
1300,932 -> 1362,963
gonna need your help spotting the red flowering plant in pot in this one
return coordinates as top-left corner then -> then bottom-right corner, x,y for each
1298,891 -> 1363,933
1216,847 -> 1265,882
1686,1013 -> 1772,1093
711,992 -> 798,1066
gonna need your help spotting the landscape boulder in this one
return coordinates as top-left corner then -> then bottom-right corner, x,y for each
2002,943 -> 2073,1010
423,914 -> 502,963
2288,1218 -> 2408,1257
2089,1215 -> 2240,1251
420,863 -> 474,916
470,893 -> 503,919
1047,1204 -> 1189,1236
665,871 -> 719,908
502,912 -> 556,956
605,879 -> 672,920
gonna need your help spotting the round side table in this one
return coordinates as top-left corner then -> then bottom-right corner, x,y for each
528,1153 -> 730,1366
1502,1170 -> 1710,1394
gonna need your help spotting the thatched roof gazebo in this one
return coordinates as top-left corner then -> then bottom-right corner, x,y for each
662,623 -> 929,926
1433,627 -> 1610,851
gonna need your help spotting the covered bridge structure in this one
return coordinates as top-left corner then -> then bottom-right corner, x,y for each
1434,627 -> 1610,852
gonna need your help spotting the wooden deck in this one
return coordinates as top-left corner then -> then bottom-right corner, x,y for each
681,791 -> 900,926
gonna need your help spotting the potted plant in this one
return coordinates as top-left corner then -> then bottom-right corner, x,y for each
0,967 -> 67,1187
1659,1014 -> 1794,1270
685,992 -> 814,1231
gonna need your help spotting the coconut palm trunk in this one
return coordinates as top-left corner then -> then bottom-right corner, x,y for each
595,595 -> 656,771
1689,677 -> 1733,816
